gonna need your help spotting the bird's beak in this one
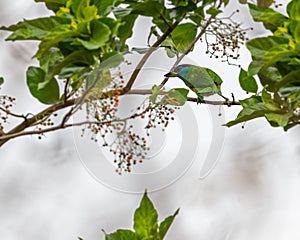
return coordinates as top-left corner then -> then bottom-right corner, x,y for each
164,71 -> 177,77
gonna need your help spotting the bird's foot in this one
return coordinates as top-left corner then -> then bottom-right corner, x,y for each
220,94 -> 230,106
197,96 -> 204,104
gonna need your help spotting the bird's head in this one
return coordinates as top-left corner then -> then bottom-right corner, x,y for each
164,64 -> 194,78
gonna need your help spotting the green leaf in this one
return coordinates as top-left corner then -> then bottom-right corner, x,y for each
265,111 -> 293,127
276,69 -> 300,89
49,50 -> 95,79
133,191 -> 158,239
287,0 -> 300,21
150,85 -> 163,103
113,7 -> 132,19
104,229 -> 137,240
158,209 -> 179,239
261,88 -> 281,111
34,0 -> 68,12
162,88 -> 189,106
289,57 -> 300,66
248,3 -> 287,32
117,15 -> 137,50
258,66 -> 282,91
248,60 -> 264,76
26,66 -> 60,104
101,51 -> 124,69
39,48 -> 63,72
239,68 -> 258,93
0,77 -> 4,86
92,0 -> 116,16
263,44 -> 297,64
288,21 -> 300,42
76,1 -> 98,22
171,23 -> 197,52
0,17 -> 70,41
225,96 -> 269,127
206,7 -> 222,17
36,25 -> 78,59
132,2 -> 163,17
246,36 -> 288,61
98,17 -> 121,38
76,20 -> 111,50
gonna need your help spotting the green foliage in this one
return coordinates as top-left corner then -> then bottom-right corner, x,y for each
0,0 -> 140,104
169,23 -> 197,53
162,88 -> 189,106
0,77 -> 4,86
26,66 -> 60,104
101,191 -> 179,240
228,0 -> 300,130
239,68 -> 258,93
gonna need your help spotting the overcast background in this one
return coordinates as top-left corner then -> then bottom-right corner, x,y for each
1,0 -> 300,239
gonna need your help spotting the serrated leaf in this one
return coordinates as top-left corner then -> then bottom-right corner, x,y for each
162,88 -> 189,106
133,191 -> 158,239
104,229 -> 137,240
158,209 -> 179,239
171,23 -> 197,53
26,66 -> 60,104
239,68 -> 258,93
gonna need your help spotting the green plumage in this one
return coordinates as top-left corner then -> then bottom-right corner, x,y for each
165,64 -> 227,101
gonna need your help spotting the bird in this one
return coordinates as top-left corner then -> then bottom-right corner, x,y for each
164,64 -> 228,102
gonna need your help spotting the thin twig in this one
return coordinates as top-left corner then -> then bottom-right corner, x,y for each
123,20 -> 181,93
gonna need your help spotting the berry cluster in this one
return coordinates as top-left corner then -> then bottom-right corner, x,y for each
204,10 -> 253,66
111,126 -> 148,174
144,104 -> 177,135
0,95 -> 15,126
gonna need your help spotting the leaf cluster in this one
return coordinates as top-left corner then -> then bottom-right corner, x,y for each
100,191 -> 179,240
227,0 -> 300,130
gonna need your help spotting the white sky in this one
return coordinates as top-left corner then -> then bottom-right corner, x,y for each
1,1 -> 300,240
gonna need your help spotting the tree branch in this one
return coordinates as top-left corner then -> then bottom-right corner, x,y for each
123,20 -> 181,93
